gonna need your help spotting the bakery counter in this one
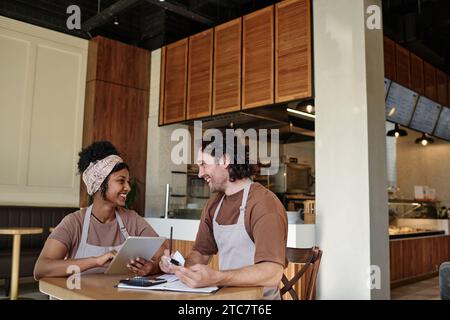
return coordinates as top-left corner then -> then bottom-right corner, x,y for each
145,218 -> 315,248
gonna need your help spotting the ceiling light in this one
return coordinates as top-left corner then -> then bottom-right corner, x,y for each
386,124 -> 407,138
415,133 -> 434,146
287,108 -> 316,119
114,17 -> 119,25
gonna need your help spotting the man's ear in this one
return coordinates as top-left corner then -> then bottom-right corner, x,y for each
219,153 -> 231,168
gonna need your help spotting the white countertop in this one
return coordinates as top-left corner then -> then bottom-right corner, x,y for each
145,218 -> 315,248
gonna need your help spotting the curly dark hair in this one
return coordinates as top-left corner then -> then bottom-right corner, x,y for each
200,135 -> 258,182
78,141 -> 129,199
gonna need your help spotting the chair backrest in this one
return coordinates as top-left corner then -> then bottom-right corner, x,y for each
280,246 -> 322,300
439,262 -> 450,300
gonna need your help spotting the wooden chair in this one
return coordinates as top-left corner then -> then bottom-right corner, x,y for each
280,247 -> 322,300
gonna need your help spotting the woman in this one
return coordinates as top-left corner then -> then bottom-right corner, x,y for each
34,141 -> 164,279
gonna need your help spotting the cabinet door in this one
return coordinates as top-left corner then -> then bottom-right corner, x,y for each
384,37 -> 397,81
436,69 -> 448,106
213,18 -> 242,115
424,61 -> 437,101
395,44 -> 411,88
389,240 -> 404,282
410,53 -> 424,95
164,39 -> 188,124
275,0 -> 312,103
242,6 -> 274,109
448,75 -> 450,106
187,29 -> 213,120
159,46 -> 166,126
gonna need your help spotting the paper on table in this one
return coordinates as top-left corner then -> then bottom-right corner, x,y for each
117,279 -> 219,293
171,250 -> 185,266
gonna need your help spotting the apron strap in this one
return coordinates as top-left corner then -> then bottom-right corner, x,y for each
115,210 -> 129,240
213,179 -> 253,223
79,205 -> 93,249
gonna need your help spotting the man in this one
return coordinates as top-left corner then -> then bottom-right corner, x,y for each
160,136 -> 288,300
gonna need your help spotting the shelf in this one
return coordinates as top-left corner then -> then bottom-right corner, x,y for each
170,194 -> 186,197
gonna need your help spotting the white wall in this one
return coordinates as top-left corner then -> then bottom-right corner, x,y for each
314,0 -> 390,299
396,129 -> 450,207
0,16 -> 87,207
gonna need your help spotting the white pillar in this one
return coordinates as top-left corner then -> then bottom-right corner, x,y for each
314,0 -> 390,299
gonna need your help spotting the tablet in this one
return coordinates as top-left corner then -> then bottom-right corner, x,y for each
104,236 -> 166,275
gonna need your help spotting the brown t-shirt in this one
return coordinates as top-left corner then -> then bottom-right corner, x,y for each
49,207 -> 159,258
193,183 -> 288,267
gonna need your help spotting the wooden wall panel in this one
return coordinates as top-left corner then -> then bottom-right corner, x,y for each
159,46 -> 166,126
389,240 -> 403,282
91,37 -> 150,90
275,0 -> 312,103
164,39 -> 188,124
436,69 -> 448,106
173,239 -> 314,300
395,44 -> 411,88
390,236 -> 450,285
213,18 -> 242,115
424,61 -> 437,101
242,6 -> 274,109
187,29 -> 213,119
90,81 -> 149,214
82,36 -> 150,215
172,239 -> 219,270
410,53 -> 424,95
383,37 -> 397,81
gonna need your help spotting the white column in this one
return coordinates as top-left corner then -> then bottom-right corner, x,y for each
314,0 -> 390,299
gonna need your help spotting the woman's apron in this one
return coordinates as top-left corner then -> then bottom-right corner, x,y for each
73,204 -> 129,274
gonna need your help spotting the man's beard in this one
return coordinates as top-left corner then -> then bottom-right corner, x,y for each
209,175 -> 228,193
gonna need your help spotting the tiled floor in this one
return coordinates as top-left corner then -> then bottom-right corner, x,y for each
391,277 -> 440,300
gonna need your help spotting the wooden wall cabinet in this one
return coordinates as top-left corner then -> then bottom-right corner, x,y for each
395,44 -> 411,88
213,18 -> 242,115
384,37 -> 397,81
275,0 -> 312,103
187,29 -> 213,119
423,61 -> 437,101
436,69 -> 448,106
410,53 -> 424,95
163,39 -> 188,124
242,6 -> 274,109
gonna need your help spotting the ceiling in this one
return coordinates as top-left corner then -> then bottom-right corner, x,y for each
0,0 -> 449,73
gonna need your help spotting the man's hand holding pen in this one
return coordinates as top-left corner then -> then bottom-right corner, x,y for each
159,249 -> 179,274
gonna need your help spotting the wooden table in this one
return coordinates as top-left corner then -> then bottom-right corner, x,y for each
0,227 -> 43,300
39,274 -> 263,300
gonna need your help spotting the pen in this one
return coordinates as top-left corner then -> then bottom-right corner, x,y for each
169,226 -> 173,256
169,226 -> 180,266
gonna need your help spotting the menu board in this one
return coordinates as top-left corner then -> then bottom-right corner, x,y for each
409,96 -> 442,134
384,78 -> 391,100
434,107 -> 450,141
385,82 -> 419,126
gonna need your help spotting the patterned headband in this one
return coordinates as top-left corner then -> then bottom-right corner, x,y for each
82,155 -> 123,196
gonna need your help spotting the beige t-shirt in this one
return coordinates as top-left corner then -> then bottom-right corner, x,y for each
49,207 -> 159,258
193,183 -> 288,267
